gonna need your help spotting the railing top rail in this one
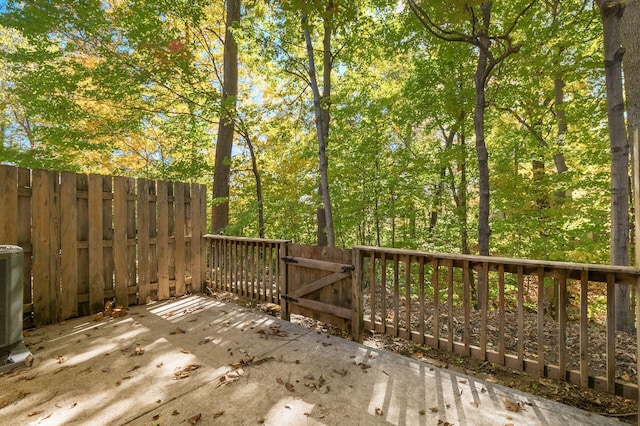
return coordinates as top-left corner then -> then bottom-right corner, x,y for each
354,245 -> 640,276
204,234 -> 291,244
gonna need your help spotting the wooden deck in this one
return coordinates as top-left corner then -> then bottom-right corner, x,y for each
206,235 -> 640,401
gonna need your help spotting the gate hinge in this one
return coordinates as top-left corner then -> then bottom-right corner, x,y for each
281,294 -> 298,303
342,265 -> 355,273
282,256 -> 298,264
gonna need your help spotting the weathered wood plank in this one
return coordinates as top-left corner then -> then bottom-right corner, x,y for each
285,297 -> 351,320
0,165 -> 18,244
480,262 -> 489,360
433,258 -> 440,348
418,257 -> 426,345
88,174 -> 105,314
558,270 -> 567,380
517,265 -> 525,370
102,176 -> 114,300
369,251 -> 376,325
17,168 -> 32,316
498,265 -> 505,364
280,242 -> 290,321
580,269 -> 589,387
405,255 -> 412,336
174,183 -> 186,296
76,174 -> 89,316
463,260 -> 471,356
157,180 -> 170,300
352,247 -> 363,342
537,267 -> 545,376
290,271 -> 349,298
381,252 -> 387,333
446,259 -> 454,352
190,183 -> 203,293
393,253 -> 399,338
606,273 -> 615,393
60,171 -> 78,318
125,177 -> 137,306
32,169 -> 57,325
113,176 -> 129,307
148,181 -> 158,297
137,178 -> 150,304
282,256 -> 354,273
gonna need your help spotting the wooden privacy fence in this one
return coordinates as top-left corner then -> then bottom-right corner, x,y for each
205,236 -> 640,400
0,165 -> 207,326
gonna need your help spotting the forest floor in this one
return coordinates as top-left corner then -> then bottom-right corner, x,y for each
210,291 -> 638,424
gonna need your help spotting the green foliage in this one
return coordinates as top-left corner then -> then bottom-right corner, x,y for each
0,0 -> 620,264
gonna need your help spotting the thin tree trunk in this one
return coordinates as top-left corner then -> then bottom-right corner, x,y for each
597,0 -> 632,331
303,4 -> 335,247
242,130 -> 264,238
623,0 -> 639,271
212,0 -> 240,234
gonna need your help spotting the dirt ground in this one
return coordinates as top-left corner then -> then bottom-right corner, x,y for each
211,292 -> 639,425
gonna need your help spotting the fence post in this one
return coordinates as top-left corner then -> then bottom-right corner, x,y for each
280,241 -> 290,321
351,247 -> 364,343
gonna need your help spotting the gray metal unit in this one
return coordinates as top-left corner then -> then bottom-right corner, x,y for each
0,245 -> 32,372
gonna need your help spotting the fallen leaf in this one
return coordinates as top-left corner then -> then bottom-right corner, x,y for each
188,413 -> 201,424
333,368 -> 348,377
459,379 -> 467,384
430,407 -> 439,413
214,411 -> 225,418
156,362 -> 163,368
503,397 -> 521,413
471,401 -> 479,408
375,407 -> 383,416
181,349 -> 191,354
152,414 -> 160,420
155,399 -> 161,404
172,410 -> 180,416
135,347 -> 145,355
419,409 -> 426,415
28,410 -> 44,417
170,327 -> 186,335
324,385 -> 331,394
285,382 -> 295,392
276,377 -> 284,385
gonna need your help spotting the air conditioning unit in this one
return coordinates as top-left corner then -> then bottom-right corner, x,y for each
0,245 -> 32,373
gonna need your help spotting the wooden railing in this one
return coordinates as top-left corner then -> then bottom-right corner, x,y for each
204,236 -> 640,400
205,235 -> 289,305
353,246 -> 640,399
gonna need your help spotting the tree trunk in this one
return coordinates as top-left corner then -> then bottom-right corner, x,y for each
597,0 -> 632,332
622,0 -> 639,331
303,3 -> 335,247
243,131 -> 264,238
474,2 -> 491,259
212,0 -> 240,234
473,2 -> 492,311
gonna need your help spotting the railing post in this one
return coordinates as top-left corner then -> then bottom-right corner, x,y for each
351,247 -> 364,343
280,241 -> 290,321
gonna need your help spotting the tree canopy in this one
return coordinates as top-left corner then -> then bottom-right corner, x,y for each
0,0 -> 633,266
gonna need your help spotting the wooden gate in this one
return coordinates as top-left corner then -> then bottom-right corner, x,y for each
282,244 -> 354,330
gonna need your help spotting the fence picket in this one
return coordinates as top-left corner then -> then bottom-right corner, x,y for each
60,172 -> 78,318
0,165 -> 18,244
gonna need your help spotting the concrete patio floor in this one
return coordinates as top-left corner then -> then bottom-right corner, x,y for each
0,295 -> 624,425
